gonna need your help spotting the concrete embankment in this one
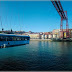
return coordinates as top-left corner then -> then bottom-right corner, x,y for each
30,39 -> 72,42
30,39 -> 52,41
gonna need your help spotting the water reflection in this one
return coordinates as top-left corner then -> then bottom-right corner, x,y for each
0,41 -> 72,70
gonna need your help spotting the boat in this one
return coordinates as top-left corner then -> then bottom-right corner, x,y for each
0,33 -> 30,48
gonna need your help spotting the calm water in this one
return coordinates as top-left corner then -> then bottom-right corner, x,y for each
0,41 -> 72,71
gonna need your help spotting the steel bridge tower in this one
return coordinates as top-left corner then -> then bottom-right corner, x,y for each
51,0 -> 69,39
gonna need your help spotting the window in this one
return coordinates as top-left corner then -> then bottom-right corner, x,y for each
27,37 -> 30,40
0,36 -> 30,41
13,37 -> 16,41
8,37 -> 13,41
16,37 -> 22,41
0,36 -> 7,41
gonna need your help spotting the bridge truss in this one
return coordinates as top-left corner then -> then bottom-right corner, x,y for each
51,0 -> 69,38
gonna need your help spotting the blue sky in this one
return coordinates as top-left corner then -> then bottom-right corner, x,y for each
0,1 -> 72,32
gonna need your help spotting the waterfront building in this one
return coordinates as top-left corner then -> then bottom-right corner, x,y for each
45,35 -> 48,39
2,29 -> 72,40
28,33 -> 41,39
52,29 -> 60,34
52,29 -> 72,39
69,29 -> 72,38
41,34 -> 45,39
48,34 -> 52,39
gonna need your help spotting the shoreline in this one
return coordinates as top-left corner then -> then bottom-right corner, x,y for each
30,39 -> 72,42
30,39 -> 52,41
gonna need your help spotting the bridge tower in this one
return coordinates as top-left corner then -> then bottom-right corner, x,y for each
51,0 -> 69,39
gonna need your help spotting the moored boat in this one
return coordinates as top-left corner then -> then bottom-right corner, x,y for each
51,38 -> 72,42
0,33 -> 30,48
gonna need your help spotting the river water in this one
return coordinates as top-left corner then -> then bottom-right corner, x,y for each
0,41 -> 72,71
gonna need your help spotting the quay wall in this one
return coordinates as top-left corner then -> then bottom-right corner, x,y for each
30,39 -> 52,41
